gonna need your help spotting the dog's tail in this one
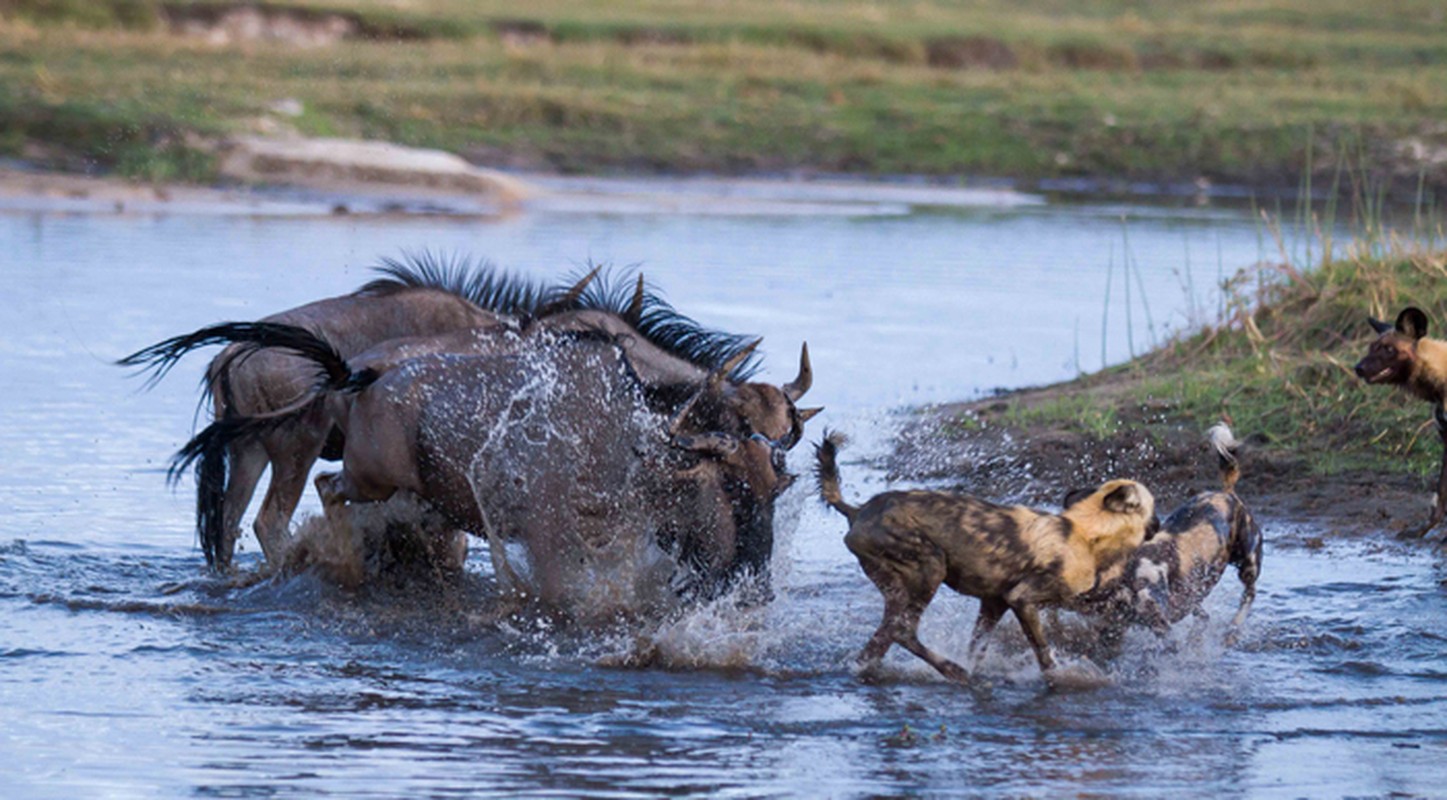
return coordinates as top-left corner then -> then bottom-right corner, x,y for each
1208,422 -> 1242,494
814,430 -> 859,523
1210,422 -> 1262,637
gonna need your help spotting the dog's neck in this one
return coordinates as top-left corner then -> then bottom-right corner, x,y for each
1407,337 -> 1447,404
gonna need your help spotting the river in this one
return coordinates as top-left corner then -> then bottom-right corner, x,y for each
1,176 -> 1443,797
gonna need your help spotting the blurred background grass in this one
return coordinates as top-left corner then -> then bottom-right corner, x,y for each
2,0 -> 1445,191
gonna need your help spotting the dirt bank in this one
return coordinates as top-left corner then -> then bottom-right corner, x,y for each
888,375 -> 1441,547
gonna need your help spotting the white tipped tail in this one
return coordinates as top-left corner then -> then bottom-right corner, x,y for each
1208,422 -> 1241,493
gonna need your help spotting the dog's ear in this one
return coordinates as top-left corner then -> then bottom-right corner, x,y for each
1101,483 -> 1143,514
1396,307 -> 1429,340
1368,316 -> 1394,335
1062,487 -> 1095,509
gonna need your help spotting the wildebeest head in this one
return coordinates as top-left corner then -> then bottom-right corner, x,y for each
662,346 -> 801,600
1355,307 -> 1429,386
676,341 -> 821,457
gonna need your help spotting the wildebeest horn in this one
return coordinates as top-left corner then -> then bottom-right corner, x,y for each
538,265 -> 602,316
783,342 -> 812,401
709,338 -> 762,390
667,386 -> 705,438
666,390 -> 740,457
668,338 -> 761,443
624,274 -> 646,326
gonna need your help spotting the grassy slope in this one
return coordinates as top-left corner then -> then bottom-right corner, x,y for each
955,238 -> 1447,485
1,0 -> 1445,188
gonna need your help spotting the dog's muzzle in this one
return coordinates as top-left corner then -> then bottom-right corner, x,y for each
1144,514 -> 1162,541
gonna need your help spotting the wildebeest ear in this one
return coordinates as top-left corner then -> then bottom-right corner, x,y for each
1368,316 -> 1394,335
1062,487 -> 1095,509
1101,484 -> 1141,513
798,407 -> 824,423
1396,307 -> 1429,340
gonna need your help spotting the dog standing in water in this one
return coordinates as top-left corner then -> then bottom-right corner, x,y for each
1354,306 -> 1447,538
1079,424 -> 1262,652
815,432 -> 1159,685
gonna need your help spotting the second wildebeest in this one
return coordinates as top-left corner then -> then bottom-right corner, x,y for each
1353,306 -> 1447,538
815,432 -> 1159,685
183,331 -> 792,611
119,254 -> 562,570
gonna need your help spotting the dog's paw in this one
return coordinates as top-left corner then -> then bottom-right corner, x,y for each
1044,660 -> 1112,692
1396,522 -> 1433,540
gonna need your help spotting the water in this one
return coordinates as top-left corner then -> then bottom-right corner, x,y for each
2,178 -> 1444,797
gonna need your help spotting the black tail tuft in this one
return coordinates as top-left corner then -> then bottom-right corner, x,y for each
170,397 -> 324,569
814,429 -> 857,522
119,321 -> 348,391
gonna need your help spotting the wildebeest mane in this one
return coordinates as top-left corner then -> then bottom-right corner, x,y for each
362,253 -> 763,381
359,251 -> 550,316
570,266 -> 762,382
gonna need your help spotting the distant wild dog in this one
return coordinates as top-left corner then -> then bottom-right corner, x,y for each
1078,424 -> 1262,652
1354,306 -> 1447,538
815,432 -> 1160,685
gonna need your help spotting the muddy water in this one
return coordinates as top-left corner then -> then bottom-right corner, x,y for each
2,180 -> 1444,796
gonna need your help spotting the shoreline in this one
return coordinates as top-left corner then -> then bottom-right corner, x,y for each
0,157 -> 1347,221
888,379 -> 1442,548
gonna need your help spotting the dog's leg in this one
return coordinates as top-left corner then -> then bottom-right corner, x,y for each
966,597 -> 1008,665
1094,620 -> 1127,661
893,599 -> 971,684
1009,601 -> 1058,675
857,592 -> 917,681
1405,405 -> 1447,538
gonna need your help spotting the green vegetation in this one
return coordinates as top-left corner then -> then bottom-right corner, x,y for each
968,223 -> 1447,478
1,0 -> 1445,189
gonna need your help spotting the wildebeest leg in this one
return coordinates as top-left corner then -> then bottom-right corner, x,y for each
217,442 -> 266,570
253,433 -> 325,564
966,597 -> 1009,665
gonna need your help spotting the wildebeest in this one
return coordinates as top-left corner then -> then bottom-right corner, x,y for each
123,256 -> 819,572
118,254 -> 561,570
181,330 -> 793,612
1353,306 -> 1447,538
815,432 -> 1159,685
1077,423 -> 1262,652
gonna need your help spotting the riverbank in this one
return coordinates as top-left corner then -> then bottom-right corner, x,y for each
889,246 -> 1447,544
3,0 -> 1446,199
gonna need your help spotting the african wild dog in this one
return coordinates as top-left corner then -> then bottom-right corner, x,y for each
814,432 -> 1160,685
1354,306 -> 1447,538
1078,424 -> 1262,653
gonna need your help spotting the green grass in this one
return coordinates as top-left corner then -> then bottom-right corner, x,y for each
2,0 -> 1446,190
971,233 -> 1447,480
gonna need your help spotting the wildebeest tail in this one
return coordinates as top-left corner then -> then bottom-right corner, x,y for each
814,430 -> 858,522
118,321 -> 351,390
169,392 -> 328,569
1208,422 -> 1242,494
